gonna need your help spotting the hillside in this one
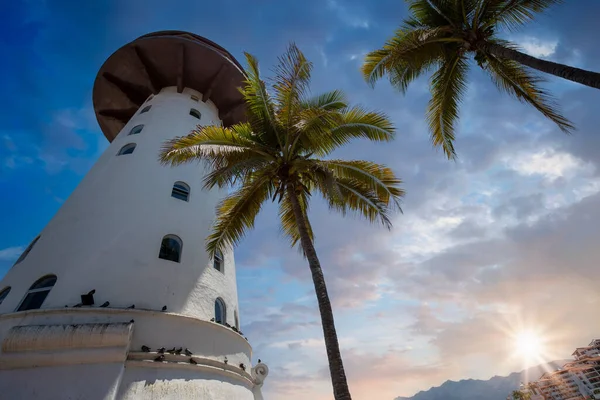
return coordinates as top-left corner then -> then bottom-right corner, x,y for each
394,360 -> 570,400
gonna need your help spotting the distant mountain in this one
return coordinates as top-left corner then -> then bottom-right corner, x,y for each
394,360 -> 570,400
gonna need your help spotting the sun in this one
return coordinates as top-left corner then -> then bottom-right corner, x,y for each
514,330 -> 544,362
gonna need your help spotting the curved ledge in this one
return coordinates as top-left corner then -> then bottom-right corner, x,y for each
126,357 -> 254,388
2,322 -> 133,353
128,351 -> 252,381
0,307 -> 252,353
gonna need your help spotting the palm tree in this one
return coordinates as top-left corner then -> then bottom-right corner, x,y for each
363,0 -> 600,159
160,44 -> 404,400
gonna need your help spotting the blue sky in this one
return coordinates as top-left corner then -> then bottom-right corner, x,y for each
2,1 -> 600,399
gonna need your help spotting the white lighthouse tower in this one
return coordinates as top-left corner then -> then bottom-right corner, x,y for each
0,31 -> 268,400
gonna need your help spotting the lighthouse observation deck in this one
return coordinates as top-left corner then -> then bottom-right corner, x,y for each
93,31 -> 247,142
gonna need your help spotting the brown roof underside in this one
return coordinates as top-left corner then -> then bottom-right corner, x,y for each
93,31 -> 247,142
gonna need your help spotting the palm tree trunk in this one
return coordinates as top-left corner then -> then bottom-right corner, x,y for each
287,184 -> 352,400
479,41 -> 600,89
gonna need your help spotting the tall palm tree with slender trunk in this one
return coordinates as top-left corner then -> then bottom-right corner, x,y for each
363,0 -> 600,159
160,44 -> 404,400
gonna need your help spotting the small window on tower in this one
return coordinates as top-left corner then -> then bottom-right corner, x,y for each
214,249 -> 224,272
189,109 -> 201,119
17,274 -> 57,311
171,182 -> 190,201
215,298 -> 226,325
128,125 -> 144,135
159,235 -> 182,263
0,286 -> 11,305
140,105 -> 152,114
191,95 -> 200,102
117,143 -> 136,156
14,235 -> 40,265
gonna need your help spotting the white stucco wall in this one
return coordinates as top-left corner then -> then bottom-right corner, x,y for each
0,87 -> 240,326
0,87 -> 265,399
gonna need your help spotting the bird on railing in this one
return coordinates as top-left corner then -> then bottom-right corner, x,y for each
224,357 -> 228,364
161,306 -> 167,311
184,348 -> 193,356
174,347 -> 183,355
99,301 -> 110,308
210,318 -> 215,322
239,363 -> 246,371
141,345 -> 151,352
154,355 -> 165,362
157,347 -> 165,354
166,347 -> 176,354
189,358 -> 197,365
127,304 -> 135,309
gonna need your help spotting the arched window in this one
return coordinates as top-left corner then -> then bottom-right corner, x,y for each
171,182 -> 190,201
213,249 -> 224,272
189,109 -> 201,119
234,310 -> 239,330
140,105 -> 152,114
215,298 -> 226,324
0,287 -> 11,305
117,143 -> 136,155
191,95 -> 199,102
14,235 -> 40,265
159,235 -> 182,263
17,275 -> 57,311
128,124 -> 144,135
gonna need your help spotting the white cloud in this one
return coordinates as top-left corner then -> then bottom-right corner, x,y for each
0,246 -> 23,261
507,149 -> 589,180
517,36 -> 558,58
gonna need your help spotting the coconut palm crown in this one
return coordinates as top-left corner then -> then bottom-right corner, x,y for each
160,44 -> 404,400
361,0 -> 600,159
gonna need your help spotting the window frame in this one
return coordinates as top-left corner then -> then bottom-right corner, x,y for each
189,109 -> 201,119
213,249 -> 224,272
16,274 -> 57,312
215,297 -> 226,325
128,124 -> 144,135
171,181 -> 190,202
0,286 -> 11,305
140,105 -> 152,114
117,143 -> 136,156
158,234 -> 182,263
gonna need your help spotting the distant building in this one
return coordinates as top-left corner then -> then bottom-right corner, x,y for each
518,339 -> 600,400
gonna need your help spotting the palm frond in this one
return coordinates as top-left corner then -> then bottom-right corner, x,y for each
426,53 -> 469,159
481,0 -> 563,31
484,48 -> 573,132
272,43 -> 313,139
406,0 -> 457,28
242,52 -> 281,147
316,175 -> 396,229
203,156 -> 272,189
314,160 -> 404,209
206,172 -> 273,256
159,123 -> 273,167
300,90 -> 348,112
299,106 -> 396,156
362,27 -> 455,87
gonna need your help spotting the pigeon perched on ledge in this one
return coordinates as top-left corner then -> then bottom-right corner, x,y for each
141,345 -> 150,352
189,358 -> 197,365
184,348 -> 193,356
157,347 -> 165,354
154,355 -> 165,362
99,301 -> 110,308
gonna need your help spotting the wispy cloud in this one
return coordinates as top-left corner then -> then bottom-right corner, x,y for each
0,247 -> 23,262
